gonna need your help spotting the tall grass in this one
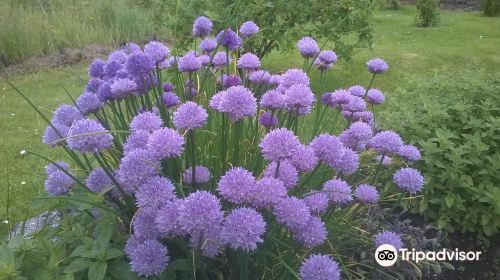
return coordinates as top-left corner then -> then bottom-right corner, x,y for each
0,0 -> 156,66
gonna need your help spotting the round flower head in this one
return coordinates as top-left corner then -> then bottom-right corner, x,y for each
318,50 -> 337,64
354,184 -> 380,204
117,149 -> 159,193
367,58 -> 389,74
220,74 -> 242,88
222,207 -> 266,251
144,41 -> 170,62
339,121 -> 373,149
162,92 -> 180,108
323,179 -> 353,205
162,82 -> 174,92
85,78 -> 103,93
375,230 -> 404,250
130,111 -> 163,132
52,104 -> 83,127
76,92 -> 103,115
300,254 -> 341,280
178,52 -> 201,72
313,58 -> 333,71
259,112 -> 278,129
209,90 -> 226,111
393,167 -> 424,194
367,89 -> 385,105
96,82 -> 112,101
88,59 -> 106,78
44,169 -> 75,196
343,95 -> 367,112
212,51 -> 232,67
133,206 -> 160,241
108,50 -> 127,64
45,161 -> 70,175
293,216 -> 327,248
193,16 -> 213,37
183,165 -> 211,185
121,42 -> 141,54
125,236 -> 140,258
273,196 -> 311,230
372,130 -> 403,154
130,239 -> 169,277
136,176 -> 176,208
190,228 -> 223,258
348,85 -> 366,97
298,37 -> 319,58
352,111 -> 374,123
289,145 -> 318,172
398,144 -> 421,161
260,128 -> 300,161
179,191 -> 223,235
268,74 -> 283,86
123,130 -> 150,153
260,89 -> 285,110
248,70 -> 271,84
198,54 -> 211,66
220,86 -> 257,121
239,21 -> 259,37
103,60 -> 122,77
284,83 -> 315,115
110,78 -> 137,99
67,119 -> 113,153
125,52 -> 154,76
264,160 -> 299,189
155,199 -> 185,236
86,168 -> 113,193
328,89 -> 351,107
217,167 -> 256,204
251,177 -> 287,208
216,28 -> 241,51
42,123 -> 69,147
173,102 -> 208,130
147,128 -> 185,160
336,147 -> 360,175
280,68 -> 310,88
310,134 -> 345,168
237,53 -> 261,70
199,38 -> 217,53
303,193 -> 329,215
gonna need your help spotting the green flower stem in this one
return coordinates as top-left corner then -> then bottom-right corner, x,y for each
188,130 -> 196,187
363,73 -> 377,98
232,120 -> 243,166
299,160 -> 322,188
370,153 -> 386,185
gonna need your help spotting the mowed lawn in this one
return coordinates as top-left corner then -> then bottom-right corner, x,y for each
1,7 -> 499,222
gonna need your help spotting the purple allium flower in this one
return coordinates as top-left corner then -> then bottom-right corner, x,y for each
367,58 -> 389,74
313,58 -> 333,71
110,78 -> 137,99
103,60 -> 122,77
117,149 -> 159,193
125,236 -> 140,258
144,41 -> 170,63
280,68 -> 310,88
42,123 -> 69,147
146,128 -> 185,160
268,74 -> 283,86
336,147 -> 360,175
239,21 -> 259,37
216,28 -> 241,51
259,128 -> 300,161
298,37 -> 319,58
178,52 -> 201,72
199,38 -> 217,53
190,228 -> 223,258
130,239 -> 169,277
375,231 -> 404,250
343,95 -> 367,112
221,74 -> 242,88
398,145 -> 421,161
123,130 -> 150,153
290,145 -> 318,172
284,84 -> 315,115
264,160 -> 299,189
198,54 -> 211,66
237,53 -> 261,70
323,179 -> 353,205
173,102 -> 208,130
67,119 -> 113,152
183,165 -> 211,185
367,89 -> 385,104
86,168 -> 112,193
220,86 -> 257,121
209,90 -> 226,111
393,167 -> 424,194
354,184 -> 380,204
318,50 -> 337,64
217,167 -> 256,204
321,93 -> 332,105
260,89 -> 285,110
259,112 -> 278,129
130,112 -> 163,132
352,111 -> 374,123
76,91 -> 103,115
293,216 -> 327,248
52,104 -> 83,127
300,254 -> 341,280
179,191 -> 223,235
339,121 -> 373,149
85,78 -> 103,93
125,52 -> 155,76
212,51 -> 231,67
248,70 -> 271,84
251,177 -> 287,208
44,169 -> 74,196
136,176 -> 176,208
162,82 -> 175,92
96,81 -> 112,101
372,131 -> 403,154
329,89 -> 352,107
45,161 -> 70,175
273,196 -> 311,230
156,199 -> 185,236
121,42 -> 141,54
303,193 -> 329,215
348,85 -> 366,97
133,206 -> 160,240
222,207 -> 266,251
193,16 -> 213,37
162,92 -> 180,108
108,50 -> 127,64
310,134 -> 345,168
88,59 -> 105,78
375,154 -> 392,165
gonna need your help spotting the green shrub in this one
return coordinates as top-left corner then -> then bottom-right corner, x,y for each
481,0 -> 500,16
416,0 -> 439,27
378,0 -> 403,10
383,72 -> 500,236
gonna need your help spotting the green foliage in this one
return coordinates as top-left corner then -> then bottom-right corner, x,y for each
416,0 -> 439,27
383,71 -> 500,236
481,0 -> 500,16
378,0 -> 403,10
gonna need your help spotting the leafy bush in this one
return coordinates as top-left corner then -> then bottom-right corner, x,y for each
383,72 -> 500,236
416,0 -> 439,27
378,0 -> 403,10
481,0 -> 500,16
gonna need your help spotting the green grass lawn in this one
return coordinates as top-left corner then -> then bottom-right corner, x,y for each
1,6 -> 499,222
